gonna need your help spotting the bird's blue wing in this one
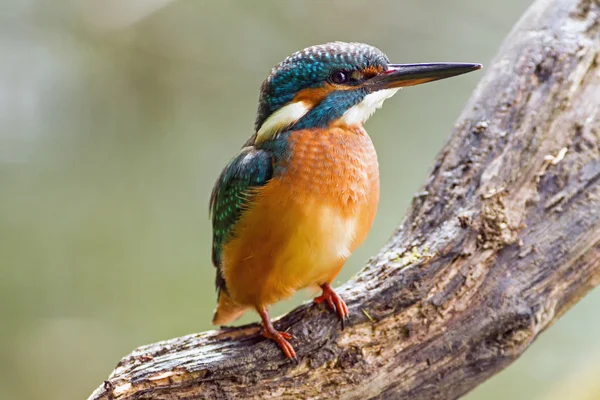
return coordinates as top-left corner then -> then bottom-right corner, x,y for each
209,145 -> 273,293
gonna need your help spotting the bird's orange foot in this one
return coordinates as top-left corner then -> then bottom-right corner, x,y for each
314,283 -> 349,325
257,307 -> 297,360
261,327 -> 296,360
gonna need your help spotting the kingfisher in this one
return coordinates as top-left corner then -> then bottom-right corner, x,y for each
209,42 -> 481,359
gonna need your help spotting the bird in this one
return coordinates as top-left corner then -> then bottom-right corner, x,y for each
209,42 -> 481,359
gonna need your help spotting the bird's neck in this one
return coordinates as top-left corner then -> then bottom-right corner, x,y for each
254,87 -> 399,146
293,90 -> 367,131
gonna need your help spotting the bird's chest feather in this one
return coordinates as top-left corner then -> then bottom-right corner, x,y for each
267,126 -> 380,277
279,126 -> 380,209
222,126 -> 380,304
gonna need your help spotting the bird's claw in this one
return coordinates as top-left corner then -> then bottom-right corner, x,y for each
261,327 -> 297,360
279,331 -> 293,340
314,283 -> 349,327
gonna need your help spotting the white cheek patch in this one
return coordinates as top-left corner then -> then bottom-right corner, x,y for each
255,101 -> 310,144
341,88 -> 400,126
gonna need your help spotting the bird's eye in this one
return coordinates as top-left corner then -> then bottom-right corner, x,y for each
330,71 -> 348,84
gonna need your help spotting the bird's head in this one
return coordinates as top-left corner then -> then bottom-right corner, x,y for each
254,42 -> 481,143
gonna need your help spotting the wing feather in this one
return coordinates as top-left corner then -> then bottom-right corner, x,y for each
209,144 -> 273,293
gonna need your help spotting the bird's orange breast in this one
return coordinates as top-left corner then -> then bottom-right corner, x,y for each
221,125 -> 379,308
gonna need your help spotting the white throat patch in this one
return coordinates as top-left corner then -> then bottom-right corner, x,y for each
341,88 -> 400,126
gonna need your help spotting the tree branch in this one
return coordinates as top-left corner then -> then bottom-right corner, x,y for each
89,0 -> 600,398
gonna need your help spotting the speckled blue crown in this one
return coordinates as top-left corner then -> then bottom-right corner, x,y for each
255,42 -> 390,131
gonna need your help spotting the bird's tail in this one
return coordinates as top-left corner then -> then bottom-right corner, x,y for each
212,291 -> 248,326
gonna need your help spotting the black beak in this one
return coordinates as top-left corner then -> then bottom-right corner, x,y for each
368,62 -> 482,90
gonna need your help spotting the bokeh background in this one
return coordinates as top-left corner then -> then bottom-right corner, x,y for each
1,1 -> 599,399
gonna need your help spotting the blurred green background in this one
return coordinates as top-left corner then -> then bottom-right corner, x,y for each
1,1 -> 599,399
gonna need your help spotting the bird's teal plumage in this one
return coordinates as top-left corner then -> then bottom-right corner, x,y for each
210,145 -> 272,293
294,88 -> 368,130
255,42 -> 390,130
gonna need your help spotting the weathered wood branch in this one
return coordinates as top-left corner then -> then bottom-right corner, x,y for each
89,0 -> 600,398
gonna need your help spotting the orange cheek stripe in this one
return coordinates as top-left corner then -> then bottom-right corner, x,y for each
361,65 -> 385,77
293,81 -> 362,105
291,67 -> 386,105
292,86 -> 332,106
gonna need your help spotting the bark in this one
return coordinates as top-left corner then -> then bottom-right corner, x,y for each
89,0 -> 600,398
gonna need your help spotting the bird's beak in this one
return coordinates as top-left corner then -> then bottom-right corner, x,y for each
367,62 -> 482,91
